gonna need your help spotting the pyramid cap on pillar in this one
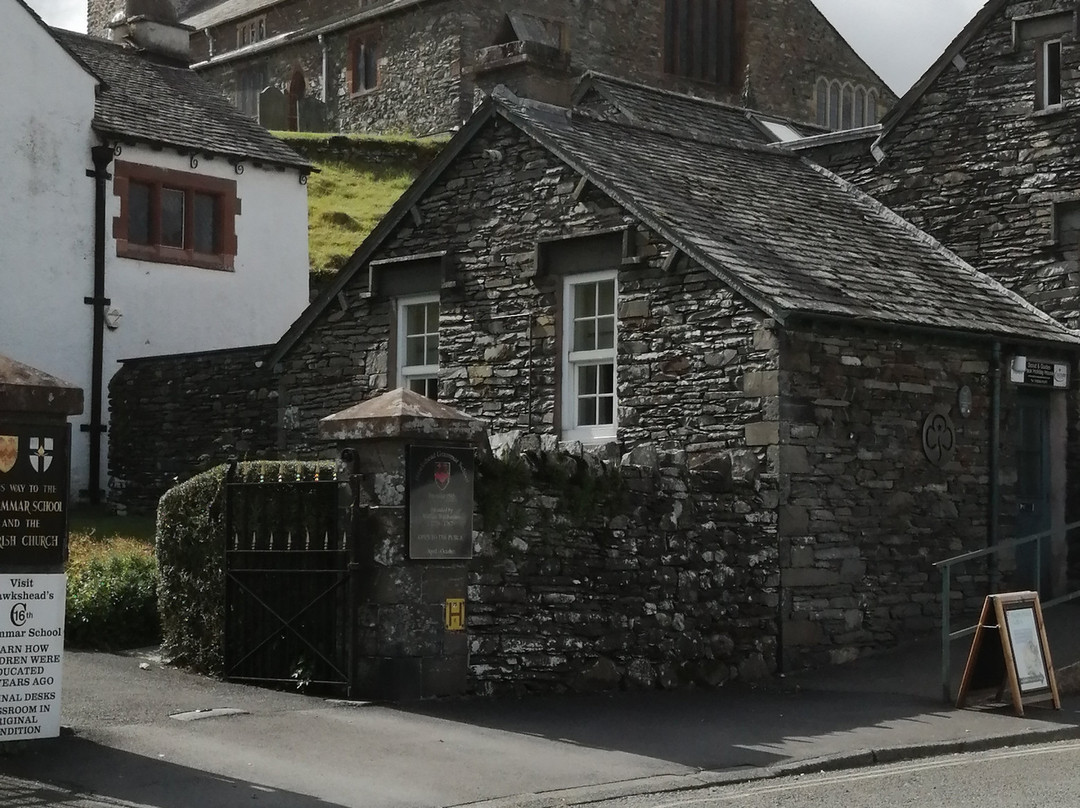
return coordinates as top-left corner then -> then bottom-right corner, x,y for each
0,355 -> 84,416
319,387 -> 486,444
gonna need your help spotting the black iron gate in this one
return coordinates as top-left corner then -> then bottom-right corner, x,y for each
223,461 -> 353,695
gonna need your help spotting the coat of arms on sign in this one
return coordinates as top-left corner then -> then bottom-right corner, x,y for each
29,437 -> 53,473
0,436 -> 16,474
434,461 -> 451,490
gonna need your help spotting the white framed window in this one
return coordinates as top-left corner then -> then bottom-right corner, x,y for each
397,293 -> 439,399
562,271 -> 617,442
1038,39 -> 1063,110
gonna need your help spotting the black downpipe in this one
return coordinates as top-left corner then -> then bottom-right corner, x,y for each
989,342 -> 1002,589
84,145 -> 115,505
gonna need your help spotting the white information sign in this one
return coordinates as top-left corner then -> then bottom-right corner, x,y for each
1005,605 -> 1050,693
0,574 -> 64,740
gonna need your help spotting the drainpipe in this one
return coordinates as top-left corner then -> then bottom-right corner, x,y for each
319,34 -> 328,103
84,144 -> 115,505
989,341 -> 1002,588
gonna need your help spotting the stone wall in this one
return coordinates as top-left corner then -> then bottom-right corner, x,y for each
828,0 -> 1080,329
188,0 -> 894,135
276,114 -> 778,464
809,0 -> 1080,577
108,345 -> 277,513
468,438 -> 778,695
279,132 -> 446,172
776,324 -> 1050,668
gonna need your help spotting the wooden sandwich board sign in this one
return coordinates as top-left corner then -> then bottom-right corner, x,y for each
956,591 -> 1060,716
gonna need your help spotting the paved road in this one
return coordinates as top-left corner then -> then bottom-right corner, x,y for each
573,740 -> 1080,808
0,604 -> 1078,808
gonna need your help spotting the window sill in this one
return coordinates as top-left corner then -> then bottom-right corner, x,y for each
1031,100 -> 1076,118
116,241 -> 235,272
350,85 -> 381,99
562,429 -> 618,445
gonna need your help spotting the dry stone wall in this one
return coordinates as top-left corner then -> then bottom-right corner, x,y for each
468,437 -> 778,695
108,346 -> 277,512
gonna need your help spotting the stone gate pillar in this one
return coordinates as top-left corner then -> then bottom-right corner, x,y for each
320,388 -> 487,700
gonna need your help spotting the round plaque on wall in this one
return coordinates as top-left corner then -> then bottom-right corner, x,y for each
922,411 -> 956,468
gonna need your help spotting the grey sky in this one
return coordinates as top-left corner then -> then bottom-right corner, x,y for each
27,0 -> 986,95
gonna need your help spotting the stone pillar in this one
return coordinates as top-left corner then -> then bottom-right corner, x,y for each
320,388 -> 487,700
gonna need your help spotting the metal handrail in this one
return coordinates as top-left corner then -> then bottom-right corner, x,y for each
934,519 -> 1080,703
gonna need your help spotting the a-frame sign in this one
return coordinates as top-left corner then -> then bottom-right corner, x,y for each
956,591 -> 1060,716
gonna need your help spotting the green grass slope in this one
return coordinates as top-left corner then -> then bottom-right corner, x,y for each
277,133 -> 448,284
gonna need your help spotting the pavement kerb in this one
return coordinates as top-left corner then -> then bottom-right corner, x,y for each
452,723 -> 1080,808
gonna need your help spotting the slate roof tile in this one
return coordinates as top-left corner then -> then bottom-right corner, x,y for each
55,30 -> 309,170
574,73 -> 824,144
504,100 -> 1078,345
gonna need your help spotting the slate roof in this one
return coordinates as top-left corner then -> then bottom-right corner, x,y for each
183,0 -> 284,29
504,97 -> 1076,345
269,89 -> 1078,363
188,0 -> 429,67
54,30 -> 310,170
573,73 -> 824,144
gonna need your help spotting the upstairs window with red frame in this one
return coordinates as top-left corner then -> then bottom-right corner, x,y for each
114,162 -> 239,271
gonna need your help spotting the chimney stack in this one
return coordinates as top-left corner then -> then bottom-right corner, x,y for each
108,0 -> 192,64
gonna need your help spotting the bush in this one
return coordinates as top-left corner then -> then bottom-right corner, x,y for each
156,464 -> 228,673
66,550 -> 160,650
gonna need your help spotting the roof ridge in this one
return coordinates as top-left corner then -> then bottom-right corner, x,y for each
576,69 -> 822,133
877,0 -> 1007,144
495,87 -> 802,159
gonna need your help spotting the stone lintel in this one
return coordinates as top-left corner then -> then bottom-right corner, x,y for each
319,387 -> 487,445
0,354 -> 83,416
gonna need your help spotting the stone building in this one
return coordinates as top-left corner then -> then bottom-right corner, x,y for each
87,0 -> 896,136
110,82 -> 1080,667
791,0 -> 1080,582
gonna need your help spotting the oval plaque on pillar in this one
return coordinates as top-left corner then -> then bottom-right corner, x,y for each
922,411 -> 956,468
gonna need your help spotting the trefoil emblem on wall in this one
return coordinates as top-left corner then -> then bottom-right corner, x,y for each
29,437 -> 53,473
434,461 -> 451,490
0,436 -> 16,474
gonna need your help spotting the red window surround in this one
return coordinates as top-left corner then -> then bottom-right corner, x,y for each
112,161 -> 240,271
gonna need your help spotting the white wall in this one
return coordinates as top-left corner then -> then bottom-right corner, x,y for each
0,5 -> 98,496
103,146 -> 309,358
98,146 -> 310,491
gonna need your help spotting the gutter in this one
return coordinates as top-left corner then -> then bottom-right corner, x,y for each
189,0 -> 433,70
84,144 -> 115,505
